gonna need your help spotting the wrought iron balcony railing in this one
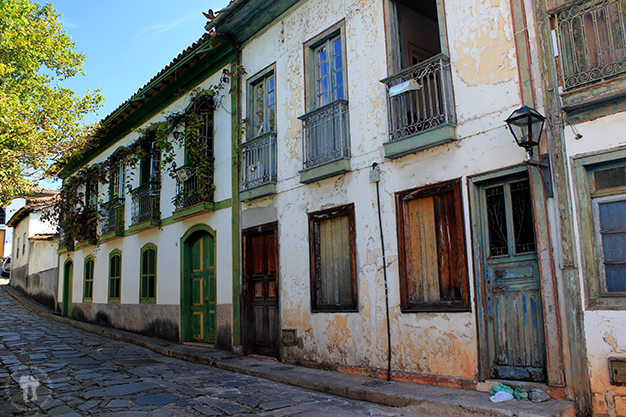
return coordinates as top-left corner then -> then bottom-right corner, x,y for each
555,0 -> 626,90
100,198 -> 124,235
383,54 -> 455,142
131,181 -> 161,225
174,160 -> 214,211
299,99 -> 350,169
76,208 -> 98,243
241,132 -> 277,190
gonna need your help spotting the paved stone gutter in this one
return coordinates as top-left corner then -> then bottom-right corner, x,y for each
3,285 -> 576,417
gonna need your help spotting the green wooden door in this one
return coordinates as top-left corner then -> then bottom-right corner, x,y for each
62,260 -> 73,317
187,232 -> 216,344
479,176 -> 546,381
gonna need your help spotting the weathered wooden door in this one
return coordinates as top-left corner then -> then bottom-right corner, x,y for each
187,232 -> 216,344
480,176 -> 546,381
62,260 -> 73,317
244,225 -> 279,357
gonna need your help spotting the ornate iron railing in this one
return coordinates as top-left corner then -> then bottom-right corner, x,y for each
174,160 -> 214,211
382,54 -> 455,142
241,132 -> 277,190
131,181 -> 160,225
100,198 -> 124,235
76,208 -> 98,243
555,0 -> 626,90
299,99 -> 350,169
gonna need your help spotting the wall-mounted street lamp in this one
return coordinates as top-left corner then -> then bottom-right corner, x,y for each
505,105 -> 546,158
505,105 -> 553,197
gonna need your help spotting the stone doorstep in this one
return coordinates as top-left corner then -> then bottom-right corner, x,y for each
3,285 -> 575,417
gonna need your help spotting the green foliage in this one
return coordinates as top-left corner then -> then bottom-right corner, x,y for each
0,0 -> 103,206
48,69 -> 245,245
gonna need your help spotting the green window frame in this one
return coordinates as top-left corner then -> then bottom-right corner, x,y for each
83,256 -> 94,302
108,250 -> 122,303
574,148 -> 626,309
140,243 -> 157,303
185,94 -> 214,163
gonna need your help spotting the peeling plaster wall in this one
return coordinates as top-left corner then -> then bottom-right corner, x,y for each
239,0 -> 528,381
564,112 -> 626,416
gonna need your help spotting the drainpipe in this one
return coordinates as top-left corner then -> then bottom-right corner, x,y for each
371,162 -> 392,381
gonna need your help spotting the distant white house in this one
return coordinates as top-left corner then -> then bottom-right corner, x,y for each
7,193 -> 59,310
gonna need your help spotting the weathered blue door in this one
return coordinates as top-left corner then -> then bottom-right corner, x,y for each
480,176 -> 546,381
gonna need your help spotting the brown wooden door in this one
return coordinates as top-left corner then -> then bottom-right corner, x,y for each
244,225 -> 279,357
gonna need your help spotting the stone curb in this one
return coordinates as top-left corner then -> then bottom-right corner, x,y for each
2,285 -> 576,417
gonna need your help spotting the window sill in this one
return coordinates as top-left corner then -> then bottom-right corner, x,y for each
57,246 -> 74,255
139,299 -> 156,304
108,299 -> 120,304
99,231 -> 124,242
75,240 -> 97,250
127,220 -> 161,235
384,124 -> 457,160
172,202 -> 215,220
561,74 -> 626,123
299,158 -> 350,184
588,296 -> 626,310
240,183 -> 276,202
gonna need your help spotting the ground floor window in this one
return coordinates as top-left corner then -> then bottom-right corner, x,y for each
308,204 -> 357,312
108,250 -> 121,303
396,179 -> 469,311
140,244 -> 157,303
83,256 -> 94,302
574,150 -> 626,308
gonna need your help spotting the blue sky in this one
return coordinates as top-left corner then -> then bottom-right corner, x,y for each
48,0 -> 228,124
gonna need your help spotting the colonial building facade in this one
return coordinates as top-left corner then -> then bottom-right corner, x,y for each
56,1 -> 626,415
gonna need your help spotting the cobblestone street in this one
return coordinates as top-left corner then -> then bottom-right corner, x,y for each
0,287 -> 425,417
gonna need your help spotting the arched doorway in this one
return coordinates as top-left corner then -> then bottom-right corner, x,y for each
61,259 -> 73,317
180,225 -> 216,344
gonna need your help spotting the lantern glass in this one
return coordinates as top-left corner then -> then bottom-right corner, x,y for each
506,105 -> 546,153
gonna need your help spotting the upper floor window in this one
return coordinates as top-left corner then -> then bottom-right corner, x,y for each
140,135 -> 160,186
313,35 -> 344,108
381,0 -> 456,158
299,22 -> 351,181
554,0 -> 626,91
109,163 -> 125,200
386,0 -> 444,73
250,70 -> 276,138
186,94 -> 214,162
574,150 -> 626,309
0,208 -> 5,225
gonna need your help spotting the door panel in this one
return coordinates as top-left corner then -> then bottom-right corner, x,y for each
187,233 -> 216,344
481,176 -> 546,382
245,226 -> 279,357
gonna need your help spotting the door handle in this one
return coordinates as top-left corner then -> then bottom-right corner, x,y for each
203,297 -> 209,303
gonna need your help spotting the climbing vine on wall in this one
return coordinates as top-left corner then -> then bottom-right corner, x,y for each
46,66 -> 245,247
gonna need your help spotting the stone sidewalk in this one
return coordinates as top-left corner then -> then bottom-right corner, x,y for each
3,285 -> 575,417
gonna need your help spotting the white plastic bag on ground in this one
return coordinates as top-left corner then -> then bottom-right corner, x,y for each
490,391 -> 514,402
